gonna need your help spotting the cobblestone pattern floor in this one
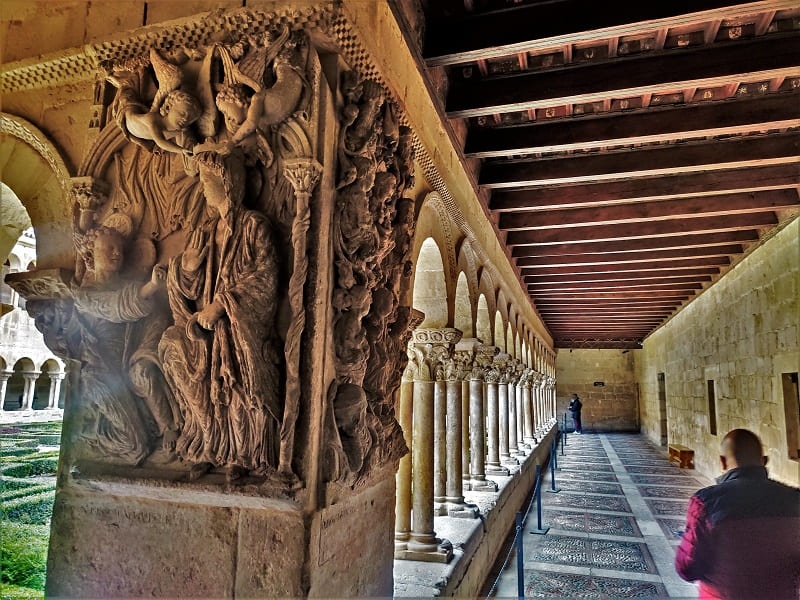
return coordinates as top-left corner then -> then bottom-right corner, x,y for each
488,432 -> 713,599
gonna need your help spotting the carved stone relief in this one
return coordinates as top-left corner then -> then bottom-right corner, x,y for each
323,69 -> 417,490
8,28 -> 323,493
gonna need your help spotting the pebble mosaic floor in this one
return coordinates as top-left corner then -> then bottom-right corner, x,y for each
487,432 -> 714,599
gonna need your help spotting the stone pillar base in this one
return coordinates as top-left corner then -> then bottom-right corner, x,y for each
486,464 -> 510,476
396,538 -> 453,563
47,472 -> 397,598
447,501 -> 480,519
467,478 -> 499,492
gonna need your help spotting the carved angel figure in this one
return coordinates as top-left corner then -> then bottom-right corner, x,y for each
158,150 -> 282,480
196,27 -> 306,160
108,48 -> 203,155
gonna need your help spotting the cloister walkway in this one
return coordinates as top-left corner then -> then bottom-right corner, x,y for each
487,433 -> 713,599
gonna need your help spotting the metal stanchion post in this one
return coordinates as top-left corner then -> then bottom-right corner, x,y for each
561,428 -> 565,456
546,449 -> 561,493
516,512 -> 524,600
552,437 -> 560,471
530,465 -> 549,535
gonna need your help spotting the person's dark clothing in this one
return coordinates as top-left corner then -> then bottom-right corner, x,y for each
568,398 -> 582,433
675,466 -> 800,599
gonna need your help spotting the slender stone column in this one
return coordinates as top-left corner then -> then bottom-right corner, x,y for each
401,328 -> 461,563
485,354 -> 509,475
444,361 -> 478,518
508,364 -> 522,456
461,377 -> 470,486
498,367 -> 516,466
48,373 -> 65,409
22,372 -> 39,410
394,374 -> 413,554
0,371 -> 12,411
433,370 -> 447,515
468,345 -> 498,492
522,371 -> 535,445
453,339 -> 478,492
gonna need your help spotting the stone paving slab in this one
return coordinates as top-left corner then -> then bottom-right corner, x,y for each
541,491 -> 633,513
522,569 -> 668,599
638,484 -> 700,498
542,508 -> 642,537
645,498 -> 691,517
524,534 -> 658,574
558,471 -> 619,483
557,480 -> 624,495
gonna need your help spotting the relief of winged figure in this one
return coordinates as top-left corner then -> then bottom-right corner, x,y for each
194,26 -> 308,163
107,48 -> 208,156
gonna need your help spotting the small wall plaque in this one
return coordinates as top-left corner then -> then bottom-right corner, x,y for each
593,381 -> 605,387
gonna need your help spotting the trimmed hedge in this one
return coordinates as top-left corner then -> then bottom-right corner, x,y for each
1,484 -> 56,503
0,521 -> 49,590
0,479 -> 37,493
0,448 -> 37,459
1,458 -> 59,479
0,583 -> 44,599
1,493 -> 55,525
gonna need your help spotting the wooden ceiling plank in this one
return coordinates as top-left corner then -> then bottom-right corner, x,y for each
515,245 -> 742,265
424,0 -> 798,66
525,269 -> 718,281
491,164 -> 797,211
465,94 -> 799,158
498,189 -> 799,229
506,213 -> 778,245
481,135 -> 800,189
446,34 -> 800,118
511,231 -> 759,255
520,256 -> 731,272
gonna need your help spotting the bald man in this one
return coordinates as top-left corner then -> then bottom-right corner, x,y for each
675,429 -> 800,599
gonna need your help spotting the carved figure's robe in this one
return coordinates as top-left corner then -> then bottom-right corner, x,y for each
160,208 -> 281,471
59,283 -> 157,464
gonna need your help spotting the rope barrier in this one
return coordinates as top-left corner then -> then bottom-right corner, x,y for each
485,427 -> 566,599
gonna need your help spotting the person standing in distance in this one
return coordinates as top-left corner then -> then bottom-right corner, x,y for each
675,428 -> 800,599
568,393 -> 582,434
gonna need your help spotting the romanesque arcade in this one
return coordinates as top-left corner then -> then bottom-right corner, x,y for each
395,194 -> 557,563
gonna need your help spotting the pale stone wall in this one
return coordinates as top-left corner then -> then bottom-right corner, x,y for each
636,218 -> 800,487
556,349 -> 638,432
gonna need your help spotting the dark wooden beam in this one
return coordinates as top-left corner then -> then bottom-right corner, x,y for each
554,340 -> 643,349
482,135 -> 800,188
446,34 -> 800,118
536,300 -> 684,308
513,231 -> 758,256
529,290 -> 692,298
500,189 -> 799,230
530,281 -> 706,291
526,268 -> 718,282
424,0 -> 796,66
521,256 -> 730,274
506,213 -> 777,245
465,94 -> 800,158
491,164 -> 799,211
516,246 -> 742,265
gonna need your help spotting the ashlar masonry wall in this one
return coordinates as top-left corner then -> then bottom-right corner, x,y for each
556,349 -> 639,432
635,218 -> 800,486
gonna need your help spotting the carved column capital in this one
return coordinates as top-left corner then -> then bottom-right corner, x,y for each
282,158 -> 323,197
407,328 -> 463,382
22,371 -> 41,382
71,176 -> 110,232
0,370 -> 13,382
48,372 -> 66,381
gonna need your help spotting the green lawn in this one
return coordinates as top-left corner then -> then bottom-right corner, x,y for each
0,423 -> 61,598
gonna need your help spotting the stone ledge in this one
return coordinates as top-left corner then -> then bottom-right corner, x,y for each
394,423 -> 557,598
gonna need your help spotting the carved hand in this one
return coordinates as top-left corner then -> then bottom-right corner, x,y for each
181,229 -> 208,272
140,264 -> 168,299
196,301 -> 225,330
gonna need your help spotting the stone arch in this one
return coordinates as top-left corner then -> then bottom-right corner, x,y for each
493,310 -> 506,351
39,357 -> 64,374
0,113 -> 73,269
454,271 -> 473,337
412,237 -> 449,328
506,320 -> 515,359
476,294 -> 491,345
411,194 -> 459,325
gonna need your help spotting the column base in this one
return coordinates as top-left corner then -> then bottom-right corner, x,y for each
467,477 -> 498,492
501,456 -> 519,467
446,499 -> 479,519
434,501 -> 448,516
394,532 -> 409,552
485,464 -> 510,476
397,537 -> 453,563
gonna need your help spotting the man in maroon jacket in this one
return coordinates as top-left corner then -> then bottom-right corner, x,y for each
675,429 -> 800,599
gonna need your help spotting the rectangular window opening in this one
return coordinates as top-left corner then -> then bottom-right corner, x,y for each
782,373 -> 800,461
707,380 -> 717,436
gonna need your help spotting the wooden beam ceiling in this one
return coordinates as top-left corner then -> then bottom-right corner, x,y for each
446,34 -> 800,118
418,2 -> 800,348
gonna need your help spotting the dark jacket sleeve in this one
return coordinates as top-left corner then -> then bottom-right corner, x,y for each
675,494 -> 711,582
